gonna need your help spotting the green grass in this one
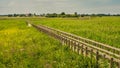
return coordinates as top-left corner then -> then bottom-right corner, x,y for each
0,18 -> 99,68
31,17 -> 120,48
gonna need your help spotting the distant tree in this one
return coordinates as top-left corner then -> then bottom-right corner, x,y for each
97,14 -> 103,17
81,14 -> 85,17
74,12 -> 79,17
91,14 -> 97,17
42,13 -> 45,17
53,13 -> 57,17
45,13 -> 58,18
34,13 -> 36,16
28,13 -> 32,17
61,12 -> 65,15
66,14 -> 71,17
74,12 -> 77,16
60,12 -> 65,18
8,14 -> 13,17
92,14 -> 96,16
20,14 -> 26,17
107,13 -> 110,16
14,14 -> 18,17
116,14 -> 120,16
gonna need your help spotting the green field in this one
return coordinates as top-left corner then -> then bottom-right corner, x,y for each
0,18 -> 98,68
0,17 -> 119,68
32,17 -> 120,48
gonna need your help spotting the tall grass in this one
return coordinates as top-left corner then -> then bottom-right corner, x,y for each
0,18 -> 98,68
32,17 -> 120,48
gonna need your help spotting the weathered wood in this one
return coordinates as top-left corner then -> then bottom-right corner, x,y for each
62,37 -> 65,45
62,31 -> 120,54
72,41 -> 75,51
68,39 -> 71,48
77,43 -> 80,54
66,38 -> 68,45
64,37 -> 66,45
61,34 -> 120,59
81,44 -> 84,55
90,49 -> 93,58
74,42 -> 77,52
85,47 -> 88,56
70,40 -> 72,49
60,34 -> 63,42
96,51 -> 99,68
110,58 -> 113,68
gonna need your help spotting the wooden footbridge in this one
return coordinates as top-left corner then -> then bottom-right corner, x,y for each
26,21 -> 120,68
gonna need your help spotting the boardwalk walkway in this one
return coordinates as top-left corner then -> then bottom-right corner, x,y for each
26,21 -> 120,68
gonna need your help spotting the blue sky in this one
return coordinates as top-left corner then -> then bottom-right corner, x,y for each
0,0 -> 120,14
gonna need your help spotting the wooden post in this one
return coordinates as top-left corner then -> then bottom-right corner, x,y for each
85,47 -> 88,56
75,42 -> 78,52
96,51 -> 99,68
81,44 -> 83,54
110,58 -> 113,68
69,40 -> 72,49
90,49 -> 93,58
60,35 -> 62,42
72,41 -> 74,51
58,34 -> 60,40
74,42 -> 76,52
68,39 -> 70,47
62,37 -> 64,45
66,37 -> 68,45
77,43 -> 80,54
66,38 -> 68,45
71,40 -> 73,50
64,37 -> 66,45
76,43 -> 79,52
90,49 -> 93,68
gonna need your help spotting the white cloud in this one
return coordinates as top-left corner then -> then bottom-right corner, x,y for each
0,0 -> 119,14
8,1 -> 16,7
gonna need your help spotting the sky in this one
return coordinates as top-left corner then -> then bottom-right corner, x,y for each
0,0 -> 120,15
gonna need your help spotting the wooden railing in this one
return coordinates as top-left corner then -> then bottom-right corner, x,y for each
26,21 -> 120,68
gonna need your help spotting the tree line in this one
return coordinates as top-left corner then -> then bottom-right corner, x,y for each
0,12 -> 120,17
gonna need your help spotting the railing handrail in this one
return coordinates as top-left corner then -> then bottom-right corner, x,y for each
40,24 -> 120,55
26,21 -> 120,68
60,34 -> 120,59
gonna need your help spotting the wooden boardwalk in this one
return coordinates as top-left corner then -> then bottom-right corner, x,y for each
26,21 -> 120,68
